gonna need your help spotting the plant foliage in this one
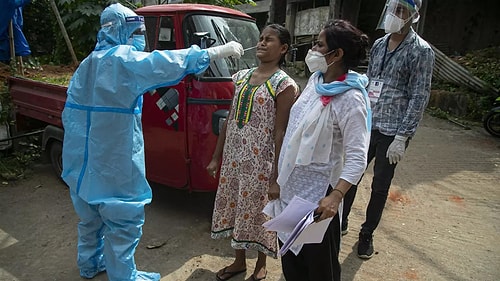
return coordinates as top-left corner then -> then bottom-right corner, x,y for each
455,47 -> 500,90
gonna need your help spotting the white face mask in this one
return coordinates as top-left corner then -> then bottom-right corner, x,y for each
383,13 -> 409,34
305,49 -> 335,73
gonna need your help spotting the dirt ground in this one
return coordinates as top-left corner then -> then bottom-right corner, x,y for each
0,112 -> 498,281
1,66 -> 500,280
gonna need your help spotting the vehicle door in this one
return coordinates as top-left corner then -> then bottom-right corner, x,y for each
141,14 -> 190,188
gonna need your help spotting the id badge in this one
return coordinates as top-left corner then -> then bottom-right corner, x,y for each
368,79 -> 384,103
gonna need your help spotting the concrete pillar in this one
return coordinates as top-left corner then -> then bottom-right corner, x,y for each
268,0 -> 275,24
329,0 -> 341,20
285,2 -> 296,40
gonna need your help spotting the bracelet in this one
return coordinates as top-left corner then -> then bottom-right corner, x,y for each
332,189 -> 344,198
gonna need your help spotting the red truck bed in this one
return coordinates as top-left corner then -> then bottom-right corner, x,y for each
8,76 -> 67,128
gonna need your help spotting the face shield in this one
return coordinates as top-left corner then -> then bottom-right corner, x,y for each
376,0 -> 420,34
95,3 -> 147,51
125,16 -> 146,51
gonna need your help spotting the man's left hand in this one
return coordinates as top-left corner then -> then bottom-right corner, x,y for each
386,135 -> 408,164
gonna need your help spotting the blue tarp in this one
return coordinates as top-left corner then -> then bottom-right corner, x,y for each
0,0 -> 31,62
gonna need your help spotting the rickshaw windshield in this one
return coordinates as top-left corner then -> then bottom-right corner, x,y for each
184,14 -> 260,78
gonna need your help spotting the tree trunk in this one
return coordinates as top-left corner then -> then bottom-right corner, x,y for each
49,0 -> 78,66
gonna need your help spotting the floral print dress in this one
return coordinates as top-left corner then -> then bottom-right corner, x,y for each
211,67 -> 297,258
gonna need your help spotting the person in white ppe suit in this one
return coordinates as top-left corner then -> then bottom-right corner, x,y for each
61,3 -> 243,281
341,0 -> 434,260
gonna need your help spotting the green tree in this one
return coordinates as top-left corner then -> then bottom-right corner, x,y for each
24,0 -> 138,63
55,0 -> 139,62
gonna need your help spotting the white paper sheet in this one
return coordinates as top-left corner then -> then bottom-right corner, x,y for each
262,195 -> 332,256
293,216 -> 333,245
262,196 -> 317,233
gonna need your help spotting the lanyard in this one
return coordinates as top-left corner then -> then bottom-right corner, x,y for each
378,37 -> 403,77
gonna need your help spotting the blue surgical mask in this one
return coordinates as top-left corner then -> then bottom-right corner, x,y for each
130,35 -> 146,51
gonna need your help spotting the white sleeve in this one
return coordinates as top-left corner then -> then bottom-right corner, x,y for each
338,89 -> 370,185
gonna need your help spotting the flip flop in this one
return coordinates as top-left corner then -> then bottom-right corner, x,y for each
215,266 -> 247,281
250,270 -> 267,281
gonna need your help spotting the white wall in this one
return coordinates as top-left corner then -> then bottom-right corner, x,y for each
294,7 -> 329,36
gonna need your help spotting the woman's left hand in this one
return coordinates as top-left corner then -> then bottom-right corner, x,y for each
206,159 -> 220,178
316,193 -> 342,221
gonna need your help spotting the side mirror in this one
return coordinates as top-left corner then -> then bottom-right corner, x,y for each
193,32 -> 216,49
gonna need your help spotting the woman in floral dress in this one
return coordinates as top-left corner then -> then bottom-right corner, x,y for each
207,24 -> 298,281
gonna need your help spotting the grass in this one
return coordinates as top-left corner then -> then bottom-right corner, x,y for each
26,72 -> 72,86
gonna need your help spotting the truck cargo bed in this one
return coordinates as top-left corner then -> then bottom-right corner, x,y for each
8,76 -> 67,128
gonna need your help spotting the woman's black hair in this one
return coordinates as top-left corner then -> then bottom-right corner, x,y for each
322,19 -> 369,70
263,23 -> 291,67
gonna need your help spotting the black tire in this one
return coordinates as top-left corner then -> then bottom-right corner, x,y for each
49,141 -> 63,179
483,111 -> 500,137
